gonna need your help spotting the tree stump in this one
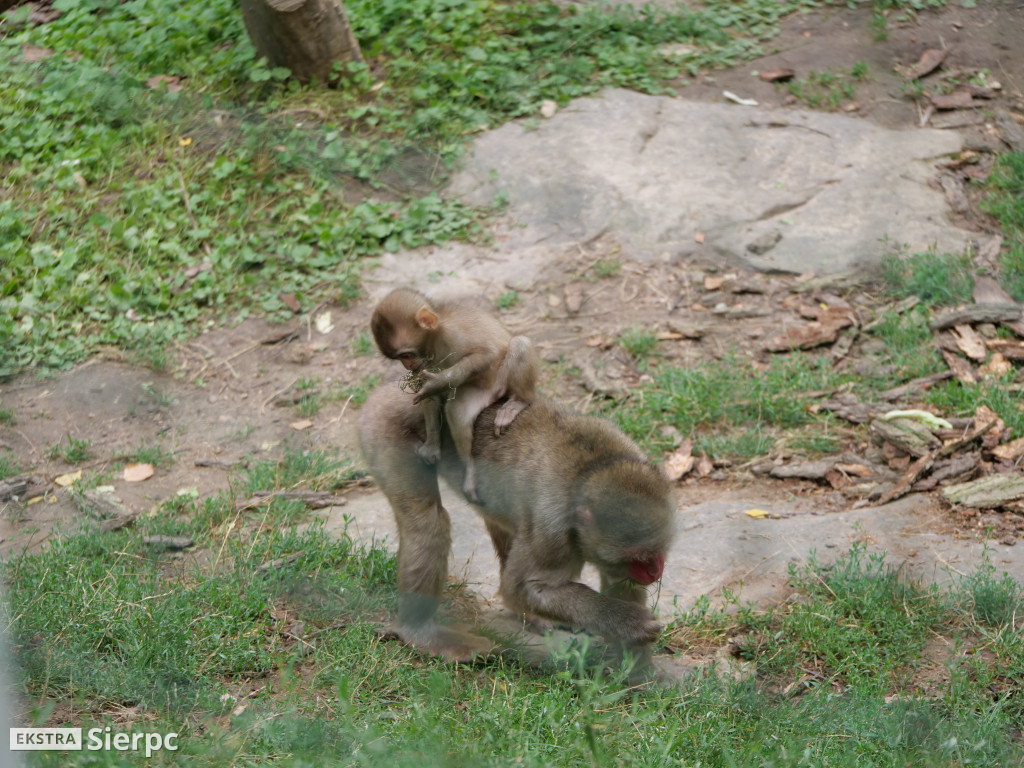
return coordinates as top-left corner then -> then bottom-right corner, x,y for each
240,0 -> 363,86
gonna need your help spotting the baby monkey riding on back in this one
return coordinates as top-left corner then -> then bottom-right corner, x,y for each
370,288 -> 539,498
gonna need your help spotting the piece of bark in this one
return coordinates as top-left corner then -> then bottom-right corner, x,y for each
238,490 -> 348,510
986,339 -> 1024,361
143,535 -> 195,551
929,91 -> 976,110
931,303 -> 1022,330
0,476 -> 29,502
878,370 -> 953,401
951,324 -> 988,361
995,110 -> 1024,152
819,392 -> 883,424
769,460 -> 833,481
912,453 -> 978,491
76,489 -> 130,520
942,474 -> 1024,509
257,551 -> 307,572
991,437 -> 1024,462
909,48 -> 947,78
870,418 -> 941,457
941,349 -> 977,384
100,512 -> 141,533
759,67 -> 795,82
876,420 -> 996,504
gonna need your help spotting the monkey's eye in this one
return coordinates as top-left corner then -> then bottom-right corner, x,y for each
397,352 -> 416,361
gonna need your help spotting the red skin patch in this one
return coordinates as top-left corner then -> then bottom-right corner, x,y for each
628,553 -> 664,585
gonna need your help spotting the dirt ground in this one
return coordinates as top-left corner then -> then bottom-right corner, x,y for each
2,2 -> 1024,573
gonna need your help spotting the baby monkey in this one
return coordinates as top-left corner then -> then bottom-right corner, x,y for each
370,288 -> 539,499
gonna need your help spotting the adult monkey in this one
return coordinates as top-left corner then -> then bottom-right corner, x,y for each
359,384 -> 677,668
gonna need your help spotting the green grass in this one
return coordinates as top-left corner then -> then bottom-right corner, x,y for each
782,62 -> 868,110
983,152 -> 1024,301
45,435 -> 93,464
611,352 -> 844,459
882,250 -> 975,307
0,0 -> 825,378
8,497 -> 1024,767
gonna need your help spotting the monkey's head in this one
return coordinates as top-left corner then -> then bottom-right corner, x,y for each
370,289 -> 441,372
574,460 -> 676,586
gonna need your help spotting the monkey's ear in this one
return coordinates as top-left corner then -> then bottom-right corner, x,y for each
576,505 -> 594,527
415,306 -> 440,330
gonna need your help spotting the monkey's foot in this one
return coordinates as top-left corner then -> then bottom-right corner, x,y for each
493,397 -> 529,436
383,622 -> 495,663
415,441 -> 441,464
462,465 -> 480,502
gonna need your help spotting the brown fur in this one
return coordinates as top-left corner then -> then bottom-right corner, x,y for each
359,384 -> 677,666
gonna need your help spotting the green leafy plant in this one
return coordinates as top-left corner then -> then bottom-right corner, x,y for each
47,435 -> 93,463
495,291 -> 520,310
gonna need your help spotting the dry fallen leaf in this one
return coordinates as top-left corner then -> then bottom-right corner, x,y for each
55,470 -> 82,487
697,452 -> 714,477
704,276 -> 725,291
123,463 -> 155,482
290,419 -> 314,431
314,311 -> 334,335
664,441 -> 694,481
745,508 -> 780,519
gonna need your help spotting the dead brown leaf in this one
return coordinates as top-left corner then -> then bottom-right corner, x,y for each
123,463 -> 155,482
697,452 -> 714,477
704,276 -> 725,291
664,441 -> 695,481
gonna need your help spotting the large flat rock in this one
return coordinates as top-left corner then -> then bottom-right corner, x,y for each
449,89 -> 971,274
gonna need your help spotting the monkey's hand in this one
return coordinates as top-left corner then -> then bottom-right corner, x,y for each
412,370 -> 451,403
416,441 -> 441,464
610,602 -> 661,646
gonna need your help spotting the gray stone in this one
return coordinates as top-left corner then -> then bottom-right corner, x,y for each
448,89 -> 970,275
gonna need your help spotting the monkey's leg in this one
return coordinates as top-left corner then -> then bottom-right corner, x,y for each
446,388 -> 494,501
360,392 -> 492,661
416,397 -> 442,464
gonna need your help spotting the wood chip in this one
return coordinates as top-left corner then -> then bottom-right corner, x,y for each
929,91 -> 976,110
759,67 -> 795,82
143,535 -> 196,550
931,303 -> 1022,330
992,437 -> 1024,462
950,324 -> 987,361
909,48 -> 947,78
941,349 -> 977,384
942,474 -> 1024,509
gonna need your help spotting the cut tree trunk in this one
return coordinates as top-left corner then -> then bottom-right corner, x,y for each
240,0 -> 363,86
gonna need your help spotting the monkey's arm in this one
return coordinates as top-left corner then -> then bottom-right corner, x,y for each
503,553 -> 660,647
414,348 -> 500,401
